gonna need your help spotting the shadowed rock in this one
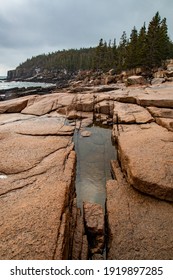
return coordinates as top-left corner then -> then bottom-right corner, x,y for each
126,75 -> 148,86
156,117 -> 173,131
0,96 -> 36,113
106,161 -> 173,260
147,106 -> 173,119
83,202 -> 105,255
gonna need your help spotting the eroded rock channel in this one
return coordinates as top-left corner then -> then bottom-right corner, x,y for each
74,125 -> 116,210
0,81 -> 173,260
74,125 -> 116,259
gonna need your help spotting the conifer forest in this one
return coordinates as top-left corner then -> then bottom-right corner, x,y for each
16,12 -> 173,74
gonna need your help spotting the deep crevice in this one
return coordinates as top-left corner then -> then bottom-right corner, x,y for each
72,121 -> 117,259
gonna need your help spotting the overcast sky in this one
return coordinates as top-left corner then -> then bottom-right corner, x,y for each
0,0 -> 173,75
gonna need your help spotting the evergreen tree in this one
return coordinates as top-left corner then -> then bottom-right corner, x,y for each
104,40 -> 113,69
126,26 -> 138,68
15,11 -> 173,76
117,31 -> 128,71
136,23 -> 147,67
112,38 -> 117,59
102,41 -> 109,71
168,40 -> 173,58
93,38 -> 105,70
112,38 -> 118,70
159,17 -> 170,60
146,11 -> 170,68
146,11 -> 161,67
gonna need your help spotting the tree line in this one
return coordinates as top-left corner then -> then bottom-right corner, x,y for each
16,12 -> 173,75
93,12 -> 173,72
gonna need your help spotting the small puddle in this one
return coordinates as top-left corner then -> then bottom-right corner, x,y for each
74,125 -> 117,211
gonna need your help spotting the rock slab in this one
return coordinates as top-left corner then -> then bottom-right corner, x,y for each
106,161 -> 173,260
113,123 -> 173,201
0,113 -> 80,260
83,202 -> 105,255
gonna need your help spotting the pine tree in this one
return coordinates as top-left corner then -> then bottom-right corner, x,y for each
168,40 -> 173,58
159,17 -> 170,60
146,11 -> 170,68
16,11 -> 173,76
126,26 -> 138,68
93,38 -> 104,70
102,41 -> 109,71
117,31 -> 128,71
137,23 -> 147,67
106,40 -> 114,69
112,38 -> 118,69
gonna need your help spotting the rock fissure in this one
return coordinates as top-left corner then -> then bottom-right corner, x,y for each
0,178 -> 37,197
10,170 -> 47,185
53,212 -> 67,260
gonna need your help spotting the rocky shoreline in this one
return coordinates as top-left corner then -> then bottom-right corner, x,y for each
0,73 -> 173,259
0,85 -> 56,101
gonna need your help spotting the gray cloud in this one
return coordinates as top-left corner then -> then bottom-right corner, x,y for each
0,0 -> 173,75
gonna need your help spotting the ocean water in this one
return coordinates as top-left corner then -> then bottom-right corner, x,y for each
0,77 -> 55,90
